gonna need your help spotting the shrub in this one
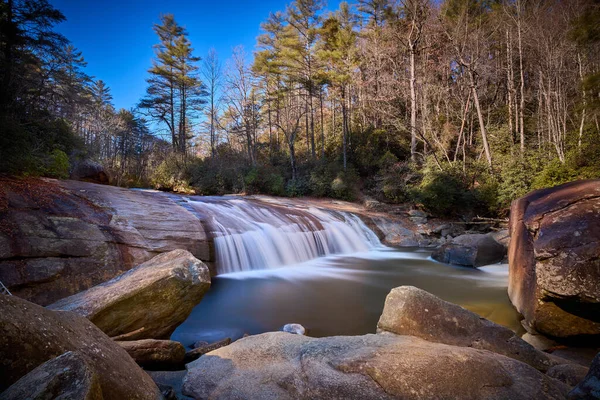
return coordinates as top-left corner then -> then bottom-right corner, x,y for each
244,165 -> 286,196
44,149 -> 70,179
416,169 -> 468,216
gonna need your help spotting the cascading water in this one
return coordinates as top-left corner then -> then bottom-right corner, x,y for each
184,197 -> 381,274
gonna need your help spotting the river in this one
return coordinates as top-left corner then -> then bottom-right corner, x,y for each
170,196 -> 520,346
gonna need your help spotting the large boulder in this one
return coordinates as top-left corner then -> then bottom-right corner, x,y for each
508,180 -> 600,338
182,332 -> 567,400
117,339 -> 186,369
0,294 -> 162,398
48,249 -> 210,340
432,233 -> 506,267
377,286 -> 552,371
70,159 -> 109,184
1,351 -> 104,400
569,352 -> 600,399
0,177 -> 210,305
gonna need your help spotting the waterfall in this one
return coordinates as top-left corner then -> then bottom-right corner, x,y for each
185,198 -> 381,274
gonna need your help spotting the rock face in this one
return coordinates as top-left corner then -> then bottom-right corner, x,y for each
508,179 -> 600,338
569,352 -> 600,399
117,339 -> 185,369
369,216 -> 422,246
432,233 -> 506,267
377,286 -> 552,371
48,249 -> 210,340
0,177 -> 211,305
182,332 -> 567,400
1,351 -> 103,400
0,294 -> 162,399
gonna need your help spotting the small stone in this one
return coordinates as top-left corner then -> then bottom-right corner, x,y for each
282,323 -> 306,335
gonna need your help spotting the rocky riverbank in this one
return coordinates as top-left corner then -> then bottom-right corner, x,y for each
1,177 -> 599,399
0,176 -> 462,304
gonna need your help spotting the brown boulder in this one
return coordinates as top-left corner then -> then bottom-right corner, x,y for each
432,233 -> 506,267
377,286 -> 552,371
117,339 -> 185,369
182,332 -> 568,400
0,294 -> 161,398
1,351 -> 104,400
508,180 -> 600,338
48,249 -> 210,340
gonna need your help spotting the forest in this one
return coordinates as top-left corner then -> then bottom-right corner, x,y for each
1,0 -> 599,217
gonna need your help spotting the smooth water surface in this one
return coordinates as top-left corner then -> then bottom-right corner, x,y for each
172,248 -> 521,346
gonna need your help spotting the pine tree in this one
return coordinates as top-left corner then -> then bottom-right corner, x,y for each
139,14 -> 206,154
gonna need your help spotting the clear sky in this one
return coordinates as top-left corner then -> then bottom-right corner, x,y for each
51,0 -> 341,112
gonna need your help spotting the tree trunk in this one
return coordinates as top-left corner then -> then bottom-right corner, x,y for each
409,44 -> 418,163
469,72 -> 493,167
517,3 -> 526,154
341,87 -> 348,171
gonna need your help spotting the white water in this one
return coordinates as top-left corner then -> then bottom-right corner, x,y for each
185,198 -> 381,274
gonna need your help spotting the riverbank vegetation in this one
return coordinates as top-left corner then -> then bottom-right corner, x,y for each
1,0 -> 599,217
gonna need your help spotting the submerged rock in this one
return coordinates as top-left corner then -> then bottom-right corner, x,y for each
569,352 -> 600,399
282,323 -> 306,335
508,179 -> 600,338
1,351 -> 103,400
377,286 -> 552,371
116,339 -> 186,369
48,249 -> 211,340
182,332 -> 567,400
0,294 -> 161,398
432,233 -> 505,267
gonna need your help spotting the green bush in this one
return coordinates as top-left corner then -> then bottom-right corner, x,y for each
44,149 -> 70,179
285,177 -> 310,197
244,165 -> 286,196
372,156 -> 415,204
416,169 -> 468,216
531,159 -> 576,190
150,157 -> 193,192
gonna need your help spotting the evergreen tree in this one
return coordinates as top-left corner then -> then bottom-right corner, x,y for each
139,14 -> 206,154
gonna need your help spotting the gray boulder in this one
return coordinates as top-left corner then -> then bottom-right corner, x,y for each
546,363 -> 590,388
1,351 -> 103,400
569,352 -> 600,399
182,332 -> 567,400
432,233 -> 506,267
71,159 -> 109,183
48,249 -> 211,340
377,286 -> 552,371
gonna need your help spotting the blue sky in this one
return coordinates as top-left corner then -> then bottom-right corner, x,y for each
51,0 -> 341,111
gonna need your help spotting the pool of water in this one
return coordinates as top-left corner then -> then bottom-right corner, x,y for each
171,248 -> 522,346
